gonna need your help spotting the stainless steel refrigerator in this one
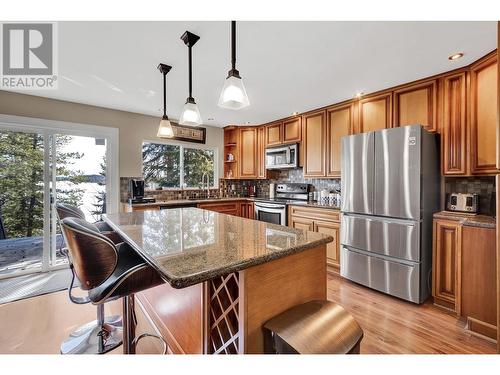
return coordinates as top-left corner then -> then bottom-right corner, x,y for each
340,125 -> 439,304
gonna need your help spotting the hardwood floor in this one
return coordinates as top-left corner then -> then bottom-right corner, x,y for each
327,273 -> 496,354
0,274 -> 496,354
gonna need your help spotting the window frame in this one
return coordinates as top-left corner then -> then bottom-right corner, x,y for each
142,139 -> 219,190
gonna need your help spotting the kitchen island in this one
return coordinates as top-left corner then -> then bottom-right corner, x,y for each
104,208 -> 332,354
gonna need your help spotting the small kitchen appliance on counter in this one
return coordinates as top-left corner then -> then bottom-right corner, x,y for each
446,193 -> 479,213
128,179 -> 155,204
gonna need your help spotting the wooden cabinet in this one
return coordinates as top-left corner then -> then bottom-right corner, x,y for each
393,79 -> 438,132
303,110 -> 326,177
469,54 -> 498,174
265,117 -> 302,147
314,220 -> 340,271
288,205 -> 341,272
461,226 -> 497,339
239,127 -> 258,178
441,72 -> 467,175
223,126 -> 240,179
433,216 -> 498,340
240,202 -> 254,219
257,126 -> 266,179
326,103 -> 354,177
265,122 -> 283,146
290,216 -> 314,231
283,117 -> 302,143
197,201 -> 240,216
432,219 -> 462,313
358,92 -> 392,133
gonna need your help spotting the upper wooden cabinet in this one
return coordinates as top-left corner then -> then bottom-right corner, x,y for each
239,127 -> 258,178
442,72 -> 467,175
393,79 -> 439,133
358,92 -> 392,133
265,117 -> 302,147
283,117 -> 302,143
469,53 -> 498,174
326,103 -> 354,177
303,110 -> 326,177
257,126 -> 266,179
265,122 -> 283,146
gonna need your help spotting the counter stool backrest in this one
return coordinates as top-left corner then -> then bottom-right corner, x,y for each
60,217 -> 118,291
56,203 -> 86,221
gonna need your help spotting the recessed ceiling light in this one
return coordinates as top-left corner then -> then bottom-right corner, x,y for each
208,117 -> 215,121
292,111 -> 299,116
355,92 -> 364,98
245,121 -> 251,125
448,52 -> 464,61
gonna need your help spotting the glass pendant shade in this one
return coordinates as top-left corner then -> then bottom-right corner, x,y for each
218,75 -> 250,110
179,101 -> 202,126
157,116 -> 174,138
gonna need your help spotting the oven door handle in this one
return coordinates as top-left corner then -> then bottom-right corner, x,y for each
254,202 -> 286,210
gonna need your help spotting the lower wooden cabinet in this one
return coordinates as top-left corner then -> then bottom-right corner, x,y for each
461,226 -> 497,339
240,202 -> 255,219
432,219 -> 462,313
197,202 -> 240,217
288,205 -> 340,272
432,216 -> 497,340
314,220 -> 340,272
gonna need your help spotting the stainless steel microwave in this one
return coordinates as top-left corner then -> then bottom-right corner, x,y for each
265,143 -> 298,170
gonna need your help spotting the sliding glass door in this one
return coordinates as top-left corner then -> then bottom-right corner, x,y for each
0,129 -> 47,277
0,118 -> 117,280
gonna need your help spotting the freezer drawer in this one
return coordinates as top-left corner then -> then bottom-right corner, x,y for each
340,246 -> 421,303
341,214 -> 420,262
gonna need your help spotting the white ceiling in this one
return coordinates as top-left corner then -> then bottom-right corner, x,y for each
6,21 -> 497,127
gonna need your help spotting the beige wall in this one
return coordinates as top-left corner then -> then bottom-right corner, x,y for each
0,90 -> 224,178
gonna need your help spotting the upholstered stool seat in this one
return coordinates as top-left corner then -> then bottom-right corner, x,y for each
263,300 -> 363,354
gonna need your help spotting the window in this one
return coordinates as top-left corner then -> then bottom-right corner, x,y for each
142,141 -> 217,189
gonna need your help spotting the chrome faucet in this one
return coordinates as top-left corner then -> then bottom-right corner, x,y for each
202,172 -> 210,198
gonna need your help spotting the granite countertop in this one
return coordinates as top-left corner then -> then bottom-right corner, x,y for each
104,208 -> 333,289
125,197 -> 251,208
124,197 -> 341,210
433,211 -> 496,229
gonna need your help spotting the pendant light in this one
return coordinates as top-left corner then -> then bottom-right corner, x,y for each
157,63 -> 174,138
218,21 -> 250,110
179,31 -> 202,126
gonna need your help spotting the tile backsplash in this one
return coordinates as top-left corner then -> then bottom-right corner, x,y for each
444,176 -> 496,216
273,168 -> 341,193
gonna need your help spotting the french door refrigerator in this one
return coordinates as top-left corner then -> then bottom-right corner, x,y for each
340,125 -> 439,303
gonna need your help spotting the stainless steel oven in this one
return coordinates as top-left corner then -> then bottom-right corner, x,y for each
254,201 -> 287,226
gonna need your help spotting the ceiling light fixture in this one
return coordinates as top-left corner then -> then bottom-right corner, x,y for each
179,31 -> 202,126
218,21 -> 250,110
157,63 -> 174,138
355,92 -> 364,98
448,52 -> 464,61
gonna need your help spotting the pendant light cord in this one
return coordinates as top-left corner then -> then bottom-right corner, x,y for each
231,20 -> 236,71
163,72 -> 167,118
188,45 -> 193,101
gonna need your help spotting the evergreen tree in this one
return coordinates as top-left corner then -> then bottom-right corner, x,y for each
0,131 -> 84,238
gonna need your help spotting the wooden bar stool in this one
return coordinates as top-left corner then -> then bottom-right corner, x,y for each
263,300 -> 363,354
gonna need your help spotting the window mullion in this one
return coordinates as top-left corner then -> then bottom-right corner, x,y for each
179,145 -> 184,189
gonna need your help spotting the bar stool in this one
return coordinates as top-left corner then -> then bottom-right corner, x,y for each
59,217 -> 166,354
263,300 -> 363,354
56,203 -> 123,354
